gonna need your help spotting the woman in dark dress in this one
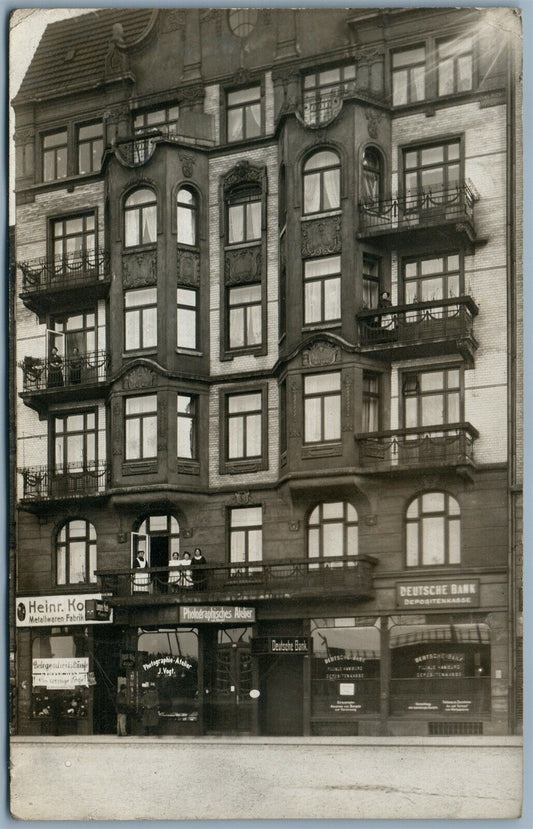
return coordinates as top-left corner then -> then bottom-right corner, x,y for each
48,346 -> 63,387
191,547 -> 207,591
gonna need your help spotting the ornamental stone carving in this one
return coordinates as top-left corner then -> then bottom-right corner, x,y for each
289,381 -> 300,437
122,251 -> 157,288
15,127 -> 35,145
160,9 -> 186,32
225,247 -> 262,285
180,84 -> 205,104
342,376 -> 353,432
122,366 -> 157,390
224,160 -> 264,190
301,216 -> 341,257
302,340 -> 340,367
365,108 -> 383,139
177,249 -> 200,285
104,23 -> 129,77
232,491 -> 251,505
179,152 -> 195,178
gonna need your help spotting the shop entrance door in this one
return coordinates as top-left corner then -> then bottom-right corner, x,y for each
205,627 -> 254,734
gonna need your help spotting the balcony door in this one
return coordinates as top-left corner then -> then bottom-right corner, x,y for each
50,312 -> 98,385
52,410 -> 97,497
204,627 -> 254,734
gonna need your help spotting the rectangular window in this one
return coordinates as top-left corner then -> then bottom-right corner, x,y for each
125,394 -> 157,460
134,105 -> 179,135
125,288 -> 157,351
438,35 -> 473,96
362,254 -> 381,309
177,394 -> 197,460
392,46 -> 426,105
303,63 -> 356,126
230,506 -> 263,566
43,130 -> 68,181
228,284 -> 262,349
304,372 -> 341,443
78,123 -> 103,174
52,213 -> 96,263
177,287 -> 197,350
403,367 -> 461,428
304,255 -> 341,324
404,140 -> 461,196
54,410 -> 96,472
227,392 -> 262,459
404,253 -> 461,303
227,194 -> 261,244
227,86 -> 262,142
362,372 -> 380,433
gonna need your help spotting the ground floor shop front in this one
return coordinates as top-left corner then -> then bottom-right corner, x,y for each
15,597 -> 511,737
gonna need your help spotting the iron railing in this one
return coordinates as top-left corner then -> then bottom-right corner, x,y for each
19,463 -> 110,501
116,127 -> 215,165
356,424 -> 478,470
358,183 -> 476,235
20,351 -> 110,392
357,297 -> 478,347
18,251 -> 109,294
96,554 -> 377,601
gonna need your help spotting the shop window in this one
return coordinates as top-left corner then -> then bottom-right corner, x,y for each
403,367 -> 461,428
406,491 -> 461,567
303,150 -> 341,215
177,394 -> 197,460
137,628 -> 199,723
227,391 -> 263,460
403,140 -> 461,197
124,288 -> 157,351
54,410 -> 97,473
228,284 -> 262,349
52,213 -> 96,266
78,123 -> 103,175
362,254 -> 381,309
124,188 -> 157,247
389,621 -> 491,716
362,372 -> 380,433
304,371 -> 341,443
438,35 -> 473,96
226,86 -> 262,142
177,187 -> 198,246
227,187 -> 261,245
32,633 -> 90,723
229,506 -> 263,568
56,519 -> 97,585
304,255 -> 341,325
308,502 -> 358,566
125,395 -> 157,460
361,147 -> 382,204
310,618 -> 381,720
303,63 -> 357,126
177,287 -> 197,350
43,130 -> 68,181
392,46 -> 426,106
403,253 -> 461,303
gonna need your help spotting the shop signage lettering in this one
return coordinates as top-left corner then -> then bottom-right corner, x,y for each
142,656 -> 193,675
16,594 -> 113,627
396,580 -> 479,608
252,637 -> 310,655
32,657 -> 89,689
179,606 -> 255,624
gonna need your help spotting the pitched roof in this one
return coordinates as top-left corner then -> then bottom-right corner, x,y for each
14,8 -> 154,104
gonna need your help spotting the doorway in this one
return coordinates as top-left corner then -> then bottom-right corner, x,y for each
204,627 -> 255,734
260,655 -> 304,735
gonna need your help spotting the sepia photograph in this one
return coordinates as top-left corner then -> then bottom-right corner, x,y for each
8,4 -> 524,821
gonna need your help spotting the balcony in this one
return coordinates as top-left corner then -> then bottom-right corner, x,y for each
18,252 -> 110,315
19,351 -> 110,413
357,183 -> 477,246
355,424 -> 478,478
96,555 -> 377,606
18,463 -> 110,507
115,126 -> 215,167
357,297 -> 479,364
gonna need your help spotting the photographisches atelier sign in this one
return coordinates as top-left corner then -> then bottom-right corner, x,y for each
396,579 -> 480,609
179,606 -> 255,624
32,657 -> 90,690
16,594 -> 113,626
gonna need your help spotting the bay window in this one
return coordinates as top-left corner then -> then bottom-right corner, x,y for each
304,256 -> 341,325
125,288 -> 157,351
304,372 -> 341,443
125,394 -> 157,460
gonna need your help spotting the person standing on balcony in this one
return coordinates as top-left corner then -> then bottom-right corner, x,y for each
69,347 -> 82,384
181,552 -> 193,589
48,346 -> 63,387
192,547 -> 207,591
133,549 -> 150,592
168,551 -> 181,591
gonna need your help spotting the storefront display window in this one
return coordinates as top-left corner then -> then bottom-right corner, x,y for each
390,621 -> 490,716
138,629 -> 199,722
311,618 -> 380,717
31,631 -> 90,721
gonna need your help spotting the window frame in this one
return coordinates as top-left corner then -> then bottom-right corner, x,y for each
77,122 -> 103,175
401,365 -> 463,429
124,287 -> 158,352
220,384 -> 269,474
124,393 -> 158,461
56,519 -> 97,586
362,371 -> 381,433
228,505 -> 263,567
42,128 -> 68,182
437,33 -> 474,97
307,501 -> 359,564
50,211 -> 97,265
401,138 -> 463,198
303,370 -> 342,445
133,105 -> 180,136
226,187 -> 262,246
303,255 -> 342,327
227,282 -> 263,352
402,252 -> 463,304
362,253 -> 381,309
123,188 -> 158,248
52,408 -> 98,473
391,44 -> 426,106
177,392 -> 198,461
176,286 -> 198,351
302,149 -> 342,216
176,186 -> 198,247
405,491 -> 461,567
225,84 -> 263,143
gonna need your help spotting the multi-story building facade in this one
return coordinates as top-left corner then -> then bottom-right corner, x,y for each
12,7 -> 522,737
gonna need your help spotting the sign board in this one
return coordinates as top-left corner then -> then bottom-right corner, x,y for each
85,599 -> 111,621
396,579 -> 480,609
32,657 -> 89,689
179,606 -> 255,624
16,594 -> 113,626
251,636 -> 311,656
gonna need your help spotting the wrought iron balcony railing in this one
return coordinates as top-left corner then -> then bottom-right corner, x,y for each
356,423 -> 478,472
116,126 -> 215,166
18,251 -> 110,295
358,183 -> 476,238
357,297 -> 478,349
19,463 -> 110,502
96,554 -> 377,602
20,351 -> 110,393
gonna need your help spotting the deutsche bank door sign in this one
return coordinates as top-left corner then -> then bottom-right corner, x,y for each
251,637 -> 311,655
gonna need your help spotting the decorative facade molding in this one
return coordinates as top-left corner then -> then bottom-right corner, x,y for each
289,381 -> 300,437
231,491 -> 251,505
179,152 -> 196,178
365,107 -> 383,139
342,376 -> 353,431
122,251 -> 157,288
288,520 -> 300,532
160,9 -> 186,32
112,400 -> 122,456
223,160 -> 265,191
301,216 -> 341,257
15,127 -> 35,145
122,366 -> 157,390
157,398 -> 167,451
104,23 -> 130,77
302,340 -> 340,367
224,247 -> 262,285
180,84 -> 205,104
177,249 -> 200,285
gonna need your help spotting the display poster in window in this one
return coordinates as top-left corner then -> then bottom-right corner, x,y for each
32,657 -> 89,689
312,654 -> 380,716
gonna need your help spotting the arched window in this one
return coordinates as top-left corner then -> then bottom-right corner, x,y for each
303,150 -> 341,215
308,502 -> 358,566
362,147 -> 382,204
124,188 -> 157,247
406,492 -> 460,567
56,519 -> 97,585
134,514 -> 180,568
177,187 -> 197,246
